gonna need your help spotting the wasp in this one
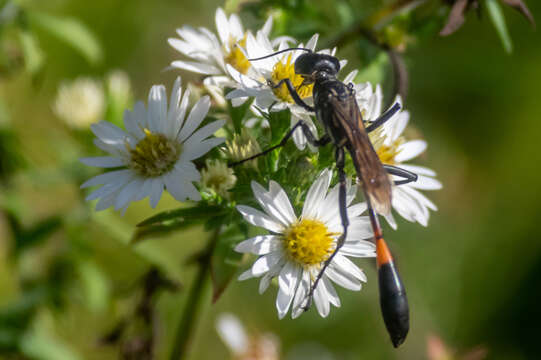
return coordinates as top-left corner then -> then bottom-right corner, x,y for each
231,47 -> 418,347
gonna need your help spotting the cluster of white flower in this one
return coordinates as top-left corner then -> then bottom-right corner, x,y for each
80,7 -> 441,319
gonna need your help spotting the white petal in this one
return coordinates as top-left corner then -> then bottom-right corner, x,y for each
326,263 -> 362,291
178,96 -> 211,142
259,258 -> 285,294
321,276 -> 340,307
333,254 -> 367,282
276,266 -> 298,320
384,212 -> 398,230
114,179 -> 142,210
252,251 -> 282,276
166,77 -> 183,136
86,180 -> 126,201
302,169 -> 332,218
79,156 -> 124,168
313,280 -> 330,318
183,119 -> 225,146
399,164 -> 437,177
250,181 -> 296,227
234,235 -> 281,255
236,205 -> 284,233
91,121 -> 128,147
183,181 -> 202,201
181,137 -> 225,161
278,261 -> 301,297
409,174 -> 442,190
216,314 -> 248,355
123,108 -> 145,139
395,140 -> 427,162
215,8 -> 230,46
147,85 -> 167,133
163,170 -> 186,202
170,60 -> 222,75
81,169 -> 133,188
291,270 -> 311,319
340,240 -> 376,258
149,178 -> 164,208
228,14 -> 244,39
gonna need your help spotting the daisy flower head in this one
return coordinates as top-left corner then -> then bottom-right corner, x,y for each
235,169 -> 376,319
168,7 -> 273,80
80,76 -> 225,213
54,77 -> 105,129
226,33 -> 346,150
370,101 -> 442,228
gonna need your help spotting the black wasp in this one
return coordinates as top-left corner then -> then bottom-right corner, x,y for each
232,47 -> 418,347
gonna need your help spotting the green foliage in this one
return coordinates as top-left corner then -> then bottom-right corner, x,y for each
486,0 -> 513,53
29,12 -> 103,65
133,204 -> 228,243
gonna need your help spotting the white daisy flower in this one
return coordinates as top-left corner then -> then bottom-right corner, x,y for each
53,77 -> 104,129
371,105 -> 442,228
80,76 -> 225,213
235,169 -> 375,319
226,33 -> 345,151
168,7 -> 274,80
216,313 -> 280,360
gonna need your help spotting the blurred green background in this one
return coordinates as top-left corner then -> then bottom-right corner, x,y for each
1,0 -> 541,359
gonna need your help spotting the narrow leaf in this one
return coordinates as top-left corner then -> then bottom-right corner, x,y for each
137,204 -> 225,227
132,219 -> 201,244
29,12 -> 103,65
18,31 -> 45,74
486,0 -> 513,53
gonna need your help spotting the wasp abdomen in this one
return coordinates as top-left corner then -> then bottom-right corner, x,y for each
376,237 -> 410,348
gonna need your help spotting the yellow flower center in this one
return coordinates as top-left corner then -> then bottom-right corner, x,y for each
376,137 -> 404,165
128,129 -> 181,177
283,219 -> 337,266
271,54 -> 313,103
224,35 -> 251,75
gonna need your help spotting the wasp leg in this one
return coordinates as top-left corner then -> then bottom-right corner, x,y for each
271,78 -> 315,112
229,121 -> 330,167
383,164 -> 418,186
365,102 -> 401,133
303,146 -> 349,310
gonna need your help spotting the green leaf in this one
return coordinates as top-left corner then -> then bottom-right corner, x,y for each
132,219 -> 202,244
227,93 -> 252,133
210,227 -> 244,303
18,30 -> 44,74
29,11 -> 103,65
486,0 -> 513,53
6,212 -> 62,254
269,108 -> 291,145
77,260 -> 110,312
20,331 -> 81,360
137,204 -> 226,227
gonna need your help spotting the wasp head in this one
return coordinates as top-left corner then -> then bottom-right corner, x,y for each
295,53 -> 340,83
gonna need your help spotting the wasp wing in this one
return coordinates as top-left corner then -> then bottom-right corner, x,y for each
329,94 -> 392,215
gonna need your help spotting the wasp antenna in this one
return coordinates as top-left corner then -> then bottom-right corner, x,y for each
248,47 -> 312,61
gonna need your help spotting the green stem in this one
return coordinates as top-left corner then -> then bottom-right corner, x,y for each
169,227 -> 220,360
